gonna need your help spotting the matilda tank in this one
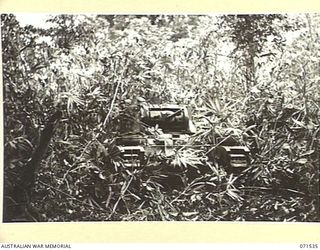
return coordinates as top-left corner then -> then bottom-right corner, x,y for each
110,104 -> 250,173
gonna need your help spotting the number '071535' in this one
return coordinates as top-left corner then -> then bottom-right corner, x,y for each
299,244 -> 319,248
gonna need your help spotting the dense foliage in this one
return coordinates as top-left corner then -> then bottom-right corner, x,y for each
2,14 -> 319,221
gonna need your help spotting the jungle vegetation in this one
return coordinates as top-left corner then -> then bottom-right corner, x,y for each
2,14 -> 319,221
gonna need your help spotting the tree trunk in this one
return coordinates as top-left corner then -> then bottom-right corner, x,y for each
3,111 -> 62,222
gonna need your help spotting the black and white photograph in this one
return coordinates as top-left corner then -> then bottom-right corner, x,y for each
2,13 -> 319,222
